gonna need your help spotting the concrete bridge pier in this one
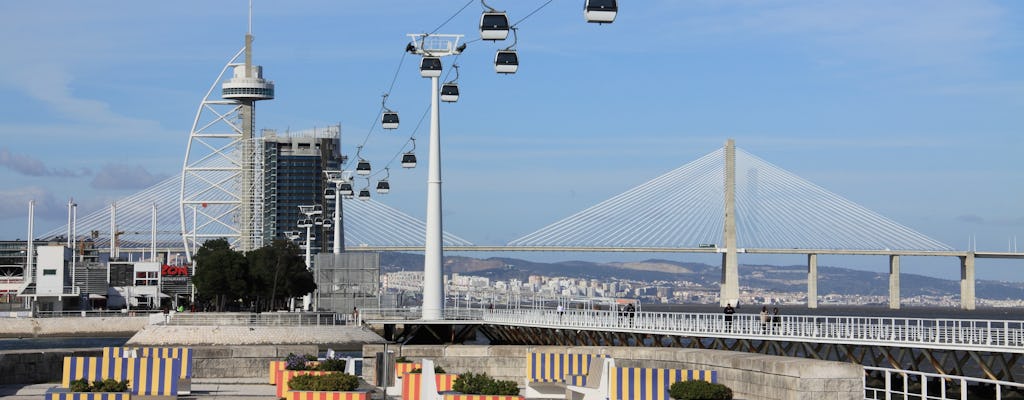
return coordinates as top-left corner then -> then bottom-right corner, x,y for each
889,255 -> 900,309
961,253 -> 976,310
807,254 -> 818,309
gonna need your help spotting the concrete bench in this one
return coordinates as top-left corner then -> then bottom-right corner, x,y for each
103,346 -> 192,395
525,352 -> 608,399
61,356 -> 181,398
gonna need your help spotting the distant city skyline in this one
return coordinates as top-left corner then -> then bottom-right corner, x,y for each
0,2 -> 1021,280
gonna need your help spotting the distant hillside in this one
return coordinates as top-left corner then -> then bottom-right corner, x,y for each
379,253 -> 1024,300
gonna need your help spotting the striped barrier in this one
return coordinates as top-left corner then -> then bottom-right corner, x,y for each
44,393 -> 131,400
276,370 -> 337,398
608,367 -> 717,400
394,362 -> 422,382
402,373 -> 459,400
527,352 -> 607,385
102,347 -> 193,380
286,390 -> 369,400
61,356 -> 180,397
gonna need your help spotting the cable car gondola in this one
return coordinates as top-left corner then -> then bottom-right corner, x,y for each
356,159 -> 371,176
358,188 -> 371,201
495,50 -> 519,74
480,8 -> 510,41
297,219 -> 312,228
339,182 -> 354,196
401,139 -> 418,168
584,0 -> 618,24
441,65 -> 460,103
324,187 -> 336,200
420,57 -> 442,78
376,168 -> 391,194
381,111 -> 399,130
401,152 -> 417,168
380,93 -> 399,129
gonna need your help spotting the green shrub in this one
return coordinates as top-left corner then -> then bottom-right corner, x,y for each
69,378 -> 130,392
409,366 -> 446,374
304,354 -> 319,361
669,380 -> 732,400
288,373 -> 359,392
316,359 -> 348,372
452,372 -> 519,396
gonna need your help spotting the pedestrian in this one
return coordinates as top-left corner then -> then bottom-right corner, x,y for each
352,307 -> 359,325
556,304 -> 564,321
772,307 -> 781,334
760,306 -> 769,333
626,303 -> 635,326
723,303 -> 735,331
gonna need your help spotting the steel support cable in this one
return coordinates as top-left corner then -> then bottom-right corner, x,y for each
510,0 -> 556,28
513,151 -> 721,246
612,161 -> 720,247
431,0 -> 475,35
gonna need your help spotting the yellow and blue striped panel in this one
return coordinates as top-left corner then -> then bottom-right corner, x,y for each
101,346 -> 193,379
45,393 -> 131,400
608,367 -> 717,400
526,353 -> 607,383
61,356 -> 182,396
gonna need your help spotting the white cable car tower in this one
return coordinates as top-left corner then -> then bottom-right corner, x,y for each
407,33 -> 464,320
180,4 -> 274,262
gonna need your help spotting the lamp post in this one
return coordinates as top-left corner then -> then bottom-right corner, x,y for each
406,33 -> 464,321
297,205 -> 322,311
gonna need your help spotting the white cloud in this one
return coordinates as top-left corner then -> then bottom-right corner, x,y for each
90,164 -> 171,190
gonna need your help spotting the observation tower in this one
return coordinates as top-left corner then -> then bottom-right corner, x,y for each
180,11 -> 274,261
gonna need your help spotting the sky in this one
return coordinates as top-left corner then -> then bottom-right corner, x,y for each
0,1 -> 1022,282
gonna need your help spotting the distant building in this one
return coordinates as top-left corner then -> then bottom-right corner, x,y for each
261,126 -> 342,255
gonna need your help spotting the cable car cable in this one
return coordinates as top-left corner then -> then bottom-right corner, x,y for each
510,0 -> 555,28
430,0 -> 475,35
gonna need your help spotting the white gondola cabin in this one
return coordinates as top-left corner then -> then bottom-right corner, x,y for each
382,111 -> 399,129
584,0 -> 617,24
324,188 -> 336,200
339,183 -> 354,196
480,12 -> 510,41
495,50 -> 519,74
358,188 -> 371,201
420,57 -> 442,78
401,152 -> 417,168
441,83 -> 460,102
376,180 -> 390,194
356,159 -> 371,175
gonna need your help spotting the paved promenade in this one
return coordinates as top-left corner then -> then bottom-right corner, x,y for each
0,378 -> 279,399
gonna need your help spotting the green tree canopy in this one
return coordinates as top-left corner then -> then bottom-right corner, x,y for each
192,238 -> 316,312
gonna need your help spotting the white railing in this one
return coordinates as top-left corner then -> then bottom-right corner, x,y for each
476,308 -> 1024,353
864,366 -> 1024,400
152,311 -> 351,326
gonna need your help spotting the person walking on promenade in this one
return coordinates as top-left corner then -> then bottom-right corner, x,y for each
760,306 -> 769,333
772,307 -> 781,334
723,303 -> 735,332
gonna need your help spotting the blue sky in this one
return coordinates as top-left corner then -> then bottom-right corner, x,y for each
1,1 -> 1022,282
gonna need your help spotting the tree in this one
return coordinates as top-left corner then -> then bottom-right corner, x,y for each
192,238 -> 248,311
246,239 -> 316,311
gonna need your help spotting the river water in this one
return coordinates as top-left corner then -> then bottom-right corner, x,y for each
0,337 -> 129,351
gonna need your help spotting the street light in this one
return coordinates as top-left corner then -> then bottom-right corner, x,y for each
406,33 -> 463,321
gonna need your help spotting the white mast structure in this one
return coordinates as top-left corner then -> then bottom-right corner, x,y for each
407,33 -> 464,320
179,2 -> 273,261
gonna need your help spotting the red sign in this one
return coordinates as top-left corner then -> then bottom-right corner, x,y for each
161,264 -> 189,276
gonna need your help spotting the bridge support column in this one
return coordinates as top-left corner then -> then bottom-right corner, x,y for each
960,253 -> 976,310
720,139 -> 739,306
807,254 -> 818,309
888,255 -> 900,310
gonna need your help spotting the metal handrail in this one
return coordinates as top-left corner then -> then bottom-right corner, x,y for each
864,366 -> 1024,400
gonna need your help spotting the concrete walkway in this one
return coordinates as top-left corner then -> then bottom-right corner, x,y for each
0,378 -> 278,399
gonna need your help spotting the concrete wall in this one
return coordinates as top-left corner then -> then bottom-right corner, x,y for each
192,345 -> 318,378
0,349 -> 102,385
0,317 -> 147,338
362,345 -> 863,400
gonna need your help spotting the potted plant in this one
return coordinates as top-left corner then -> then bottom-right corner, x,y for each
285,372 -> 368,400
47,378 -> 131,400
270,353 -> 321,384
402,365 -> 459,400
445,372 -> 523,400
669,380 -> 733,400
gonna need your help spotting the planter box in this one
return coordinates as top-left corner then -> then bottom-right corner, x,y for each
271,361 -> 322,384
276,370 -> 336,398
402,373 -> 459,400
45,393 -> 131,400
286,390 -> 369,400
443,395 -> 524,400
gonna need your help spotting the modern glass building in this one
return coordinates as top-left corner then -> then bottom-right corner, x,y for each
261,126 -> 342,255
